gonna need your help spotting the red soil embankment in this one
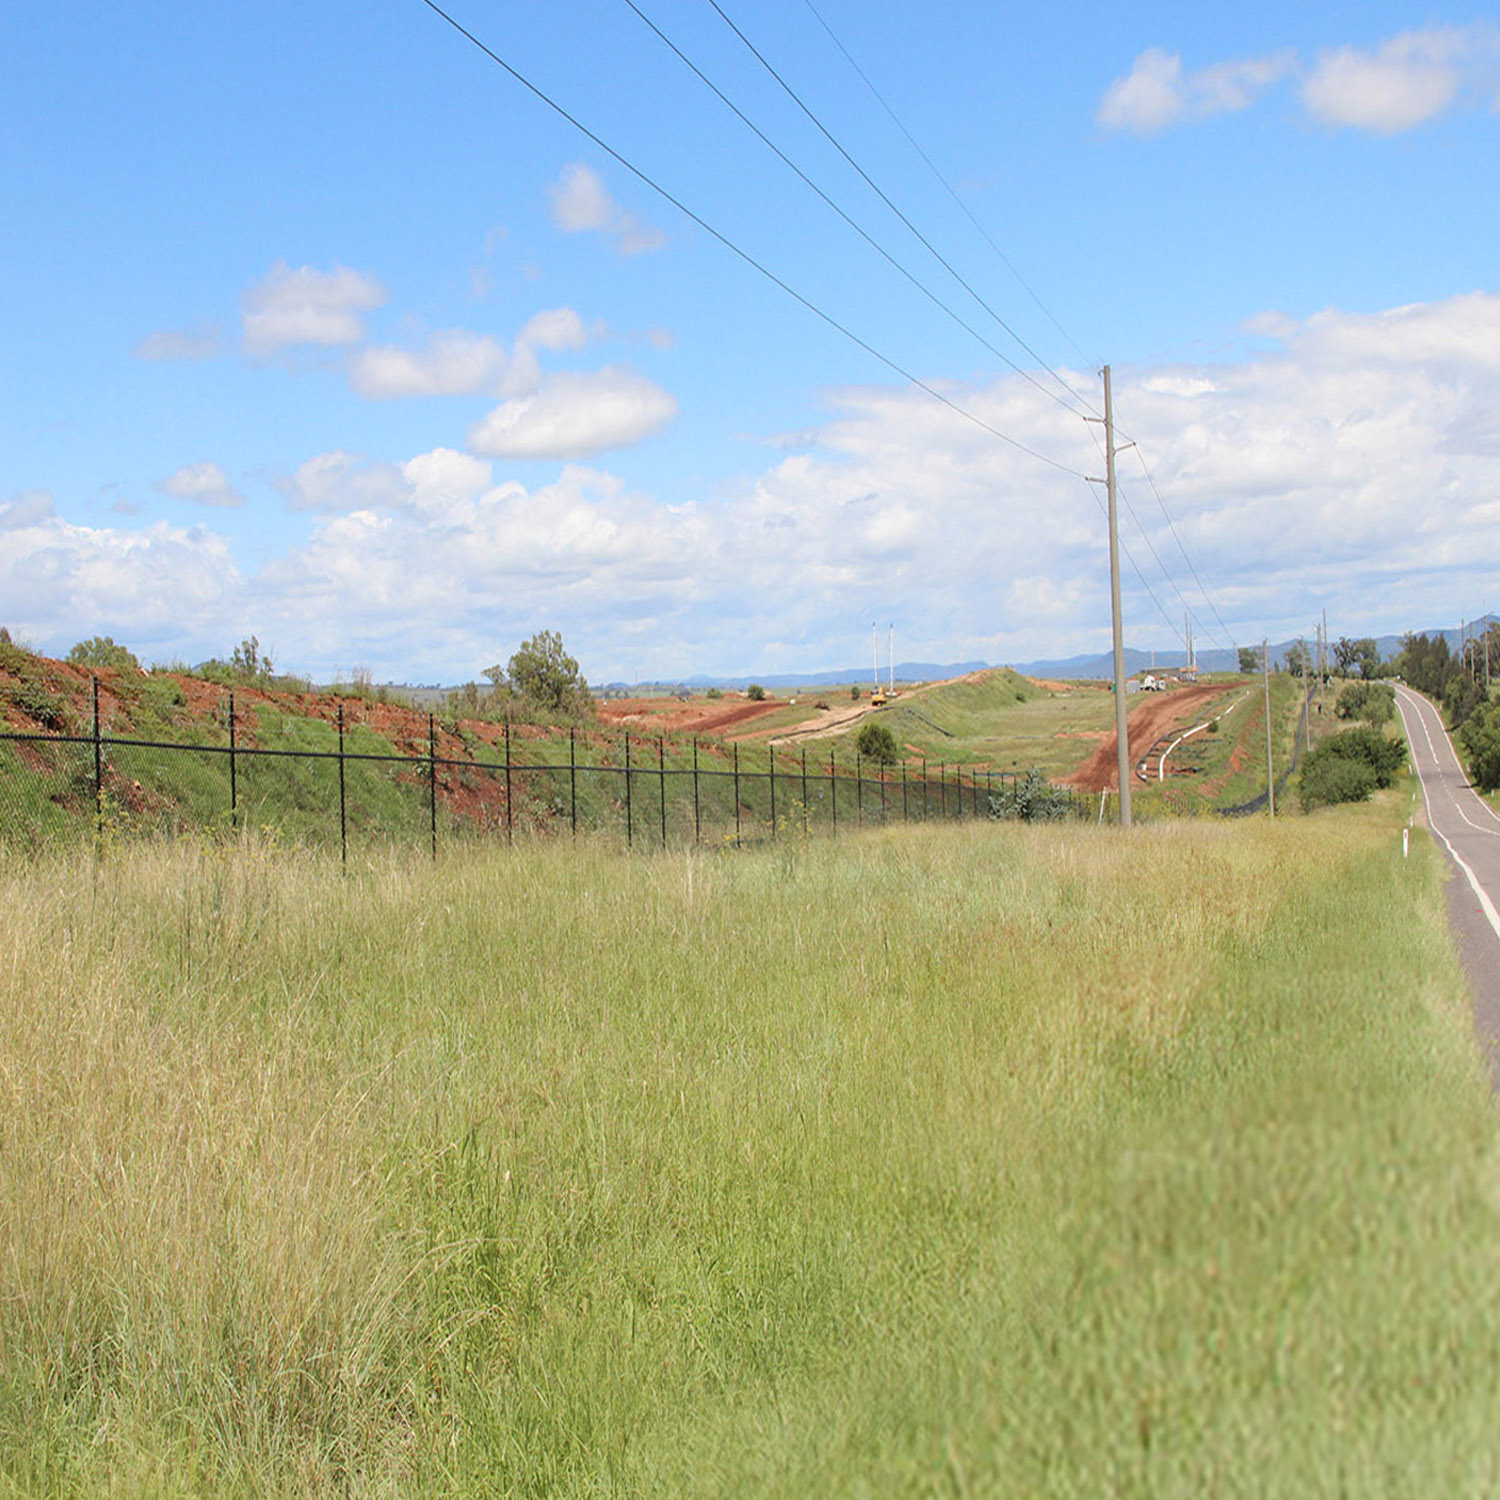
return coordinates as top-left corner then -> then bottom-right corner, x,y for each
1061,683 -> 1226,792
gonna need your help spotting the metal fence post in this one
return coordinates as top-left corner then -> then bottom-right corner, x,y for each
733,742 -> 741,846
92,675 -> 103,848
228,689 -> 238,832
769,744 -> 777,839
504,717 -> 513,845
856,752 -> 863,827
658,734 -> 667,846
623,734 -> 633,846
570,726 -> 578,837
830,748 -> 837,834
337,701 -> 347,867
902,760 -> 908,822
801,747 -> 809,836
693,738 -> 701,844
428,712 -> 437,861
922,757 -> 928,820
879,763 -> 886,822
940,763 -> 947,820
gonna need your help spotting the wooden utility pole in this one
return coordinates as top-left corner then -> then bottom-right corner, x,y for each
1104,366 -> 1132,827
1263,636 -> 1275,819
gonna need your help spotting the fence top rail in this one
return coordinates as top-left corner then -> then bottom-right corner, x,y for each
2,725 -> 1002,785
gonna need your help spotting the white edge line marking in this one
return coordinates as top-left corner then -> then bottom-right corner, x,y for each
1397,690 -> 1500,943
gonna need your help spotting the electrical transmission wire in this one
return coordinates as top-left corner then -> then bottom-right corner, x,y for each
416,0 -> 1090,480
1079,475 -> 1190,643
800,0 -> 1100,400
1124,442 -> 1239,651
703,0 -> 1236,658
705,0 -> 1090,418
621,0 -> 1092,420
421,0 -> 1231,661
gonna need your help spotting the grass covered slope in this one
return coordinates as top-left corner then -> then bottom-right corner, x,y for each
1,806 -> 1497,1496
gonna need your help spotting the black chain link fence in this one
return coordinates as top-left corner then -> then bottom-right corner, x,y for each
0,679 -> 1091,856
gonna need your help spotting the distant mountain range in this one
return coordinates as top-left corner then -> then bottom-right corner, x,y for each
395,619 -> 1496,700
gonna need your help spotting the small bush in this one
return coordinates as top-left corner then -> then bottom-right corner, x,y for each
849,685 -> 861,701
989,768 -> 1073,822
1299,753 -> 1378,811
1299,726 -> 1406,811
746,684 -> 766,702
705,687 -> 723,700
4,680 -> 71,733
856,722 -> 899,764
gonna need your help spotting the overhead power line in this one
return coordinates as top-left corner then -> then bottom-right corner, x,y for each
707,0 -> 1090,417
417,0 -> 1090,479
621,0 -> 1090,419
800,0 -> 1100,393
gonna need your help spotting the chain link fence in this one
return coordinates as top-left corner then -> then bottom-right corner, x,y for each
0,678 -> 1091,856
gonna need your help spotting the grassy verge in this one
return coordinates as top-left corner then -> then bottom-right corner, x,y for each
1,795 -> 1496,1496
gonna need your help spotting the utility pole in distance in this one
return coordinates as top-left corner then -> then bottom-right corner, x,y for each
1263,636 -> 1275,819
1103,366 -> 1132,827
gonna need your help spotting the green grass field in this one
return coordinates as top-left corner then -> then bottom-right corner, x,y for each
1,784 -> 1497,1496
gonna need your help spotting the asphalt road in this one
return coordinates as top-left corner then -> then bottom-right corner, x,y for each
1395,684 -> 1500,1086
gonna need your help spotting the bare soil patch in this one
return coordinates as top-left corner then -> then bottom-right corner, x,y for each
595,696 -> 787,736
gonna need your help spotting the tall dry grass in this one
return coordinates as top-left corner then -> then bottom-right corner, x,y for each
1,803 -> 1496,1496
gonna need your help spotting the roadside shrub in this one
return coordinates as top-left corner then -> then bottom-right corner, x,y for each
856,722 -> 899,764
849,685 -> 861,700
1335,681 -> 1395,724
1299,753 -> 1378,811
1458,700 -> 1500,792
746,683 -> 766,702
1299,726 -> 1406,811
705,687 -> 723,700
989,768 -> 1073,822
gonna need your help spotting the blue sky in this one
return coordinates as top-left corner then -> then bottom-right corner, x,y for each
5,1 -> 1500,683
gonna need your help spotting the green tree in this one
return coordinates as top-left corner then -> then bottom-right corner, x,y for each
230,635 -> 273,680
66,635 -> 141,673
1238,646 -> 1262,674
487,631 -> 593,719
1335,681 -> 1395,724
856,721 -> 899,764
1334,635 -> 1381,679
1283,640 -> 1311,678
745,683 -> 766,702
1458,701 -> 1500,792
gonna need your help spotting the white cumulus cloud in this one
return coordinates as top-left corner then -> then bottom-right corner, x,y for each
349,331 -> 514,399
1303,27 -> 1480,133
242,260 -> 387,356
347,308 -> 593,401
548,163 -> 665,255
468,367 -> 679,460
275,451 -> 411,513
1097,46 -> 1294,134
156,461 -> 245,509
133,322 -> 223,361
